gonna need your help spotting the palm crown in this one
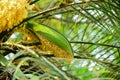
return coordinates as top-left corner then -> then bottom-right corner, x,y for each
0,0 -> 120,80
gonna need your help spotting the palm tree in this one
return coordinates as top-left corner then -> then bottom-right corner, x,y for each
0,0 -> 120,80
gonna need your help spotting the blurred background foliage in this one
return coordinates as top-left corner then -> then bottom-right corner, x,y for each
0,0 -> 120,80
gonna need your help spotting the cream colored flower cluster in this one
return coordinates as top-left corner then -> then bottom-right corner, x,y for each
0,0 -> 29,33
